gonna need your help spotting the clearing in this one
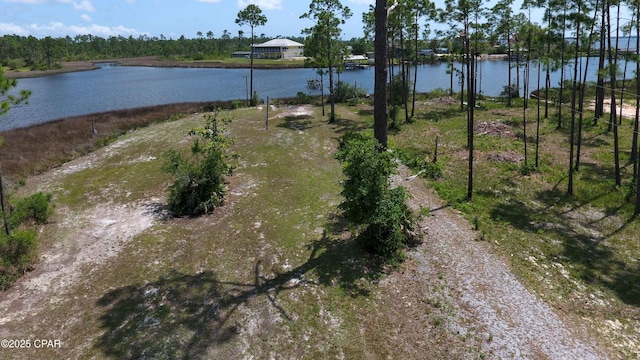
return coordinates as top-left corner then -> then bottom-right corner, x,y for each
0,103 -> 628,359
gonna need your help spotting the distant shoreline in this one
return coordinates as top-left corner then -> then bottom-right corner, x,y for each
5,56 -> 307,79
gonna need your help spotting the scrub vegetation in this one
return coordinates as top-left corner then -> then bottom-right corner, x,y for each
0,89 -> 639,357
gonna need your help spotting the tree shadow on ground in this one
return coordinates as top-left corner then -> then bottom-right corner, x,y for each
488,190 -> 640,307
330,116 -> 370,135
275,114 -> 317,131
96,213 -> 385,359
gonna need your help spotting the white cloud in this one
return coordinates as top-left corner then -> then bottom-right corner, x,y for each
5,0 -> 96,11
0,21 -> 146,37
70,0 -> 95,12
80,14 -> 92,22
0,22 -> 29,36
236,0 -> 282,10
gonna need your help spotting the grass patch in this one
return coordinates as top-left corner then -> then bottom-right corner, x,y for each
390,98 -> 640,357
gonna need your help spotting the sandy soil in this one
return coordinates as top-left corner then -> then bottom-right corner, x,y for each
588,99 -> 638,119
392,166 -> 610,359
0,109 -> 613,358
0,139 -> 163,327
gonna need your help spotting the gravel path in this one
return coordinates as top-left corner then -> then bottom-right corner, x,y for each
394,166 -> 608,359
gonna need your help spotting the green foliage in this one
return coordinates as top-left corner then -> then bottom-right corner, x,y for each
7,192 -> 54,229
6,58 -> 26,70
1,67 -> 31,117
397,148 -> 443,180
499,84 -> 520,101
388,72 -> 411,105
422,161 -> 443,180
335,132 -> 418,260
0,192 -> 53,289
296,91 -> 312,104
0,230 -> 38,290
162,111 -> 234,216
251,90 -> 262,106
425,88 -> 449,99
333,81 -> 367,104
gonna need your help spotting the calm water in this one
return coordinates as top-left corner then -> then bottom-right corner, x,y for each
3,59 -> 637,131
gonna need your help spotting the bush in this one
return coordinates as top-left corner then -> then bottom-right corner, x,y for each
295,91 -> 312,104
333,81 -> 367,104
7,192 -> 53,230
422,162 -> 443,180
0,230 -> 38,290
335,132 -> 418,260
6,58 -> 26,71
251,90 -> 263,106
499,84 -> 520,100
162,111 -> 234,216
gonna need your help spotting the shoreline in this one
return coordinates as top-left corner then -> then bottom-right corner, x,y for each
5,54 -> 514,79
5,56 -> 308,79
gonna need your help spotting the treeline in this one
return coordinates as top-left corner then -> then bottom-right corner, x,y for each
0,33 -> 313,70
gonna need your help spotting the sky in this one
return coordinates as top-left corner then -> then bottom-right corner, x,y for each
0,0 -> 548,40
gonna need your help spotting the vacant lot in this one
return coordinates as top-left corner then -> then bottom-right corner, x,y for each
0,98 -> 637,359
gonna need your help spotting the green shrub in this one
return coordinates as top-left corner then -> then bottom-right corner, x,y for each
296,91 -> 312,104
162,111 -> 234,216
422,161 -> 443,180
7,192 -> 53,229
6,58 -> 26,71
335,132 -> 418,260
499,84 -> 520,100
333,81 -> 367,104
251,90 -> 263,106
426,88 -> 449,99
0,230 -> 38,290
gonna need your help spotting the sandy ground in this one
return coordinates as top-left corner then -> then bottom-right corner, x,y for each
0,139 -> 163,327
393,166 -> 608,359
0,107 -> 613,358
588,99 -> 638,119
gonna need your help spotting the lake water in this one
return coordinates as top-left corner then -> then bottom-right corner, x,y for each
2,59 -> 637,131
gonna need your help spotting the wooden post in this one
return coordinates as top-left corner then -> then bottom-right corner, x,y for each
265,96 -> 269,130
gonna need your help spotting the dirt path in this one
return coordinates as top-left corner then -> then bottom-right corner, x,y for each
588,99 -> 638,119
0,138 -> 162,328
393,166 -> 609,359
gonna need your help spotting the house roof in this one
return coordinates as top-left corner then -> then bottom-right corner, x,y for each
253,39 -> 304,48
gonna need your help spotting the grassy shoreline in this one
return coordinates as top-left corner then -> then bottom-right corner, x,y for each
4,56 -> 308,79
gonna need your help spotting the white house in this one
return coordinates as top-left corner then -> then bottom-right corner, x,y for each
252,39 -> 304,59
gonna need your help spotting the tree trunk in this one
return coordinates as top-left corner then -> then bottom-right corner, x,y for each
535,48 -> 541,168
558,2 -> 567,130
568,4 -> 581,196
250,26 -> 255,106
608,4 -> 621,186
466,23 -> 474,201
594,0 -> 606,121
400,30 -> 409,123
576,0 -> 599,172
507,26 -> 512,107
374,0 -> 389,149
411,13 -> 419,119
633,16 -> 640,183
0,168 -> 10,235
634,16 -> 640,215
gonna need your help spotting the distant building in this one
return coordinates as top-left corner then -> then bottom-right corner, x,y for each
231,51 -> 251,58
252,39 -> 304,59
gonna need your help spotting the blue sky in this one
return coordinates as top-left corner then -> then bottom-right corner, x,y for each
0,0 -> 547,40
